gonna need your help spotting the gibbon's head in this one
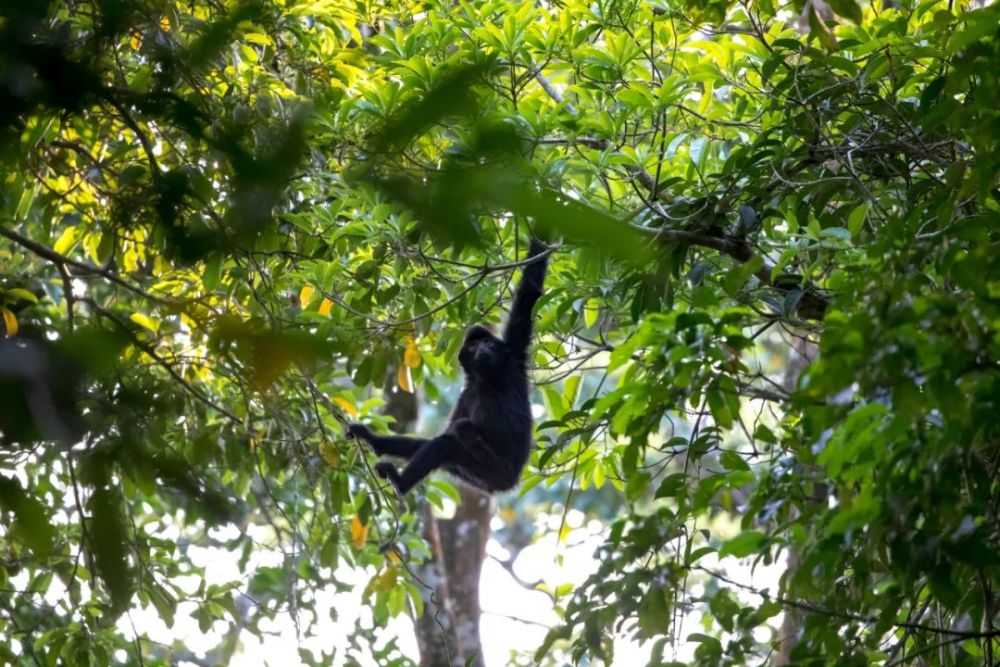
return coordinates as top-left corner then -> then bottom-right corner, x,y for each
458,324 -> 505,377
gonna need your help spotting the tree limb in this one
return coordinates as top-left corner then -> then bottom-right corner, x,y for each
0,225 -> 180,306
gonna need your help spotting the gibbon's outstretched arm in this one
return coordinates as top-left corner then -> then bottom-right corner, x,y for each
503,239 -> 548,365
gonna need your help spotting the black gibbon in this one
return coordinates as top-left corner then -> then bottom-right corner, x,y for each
347,239 -> 549,495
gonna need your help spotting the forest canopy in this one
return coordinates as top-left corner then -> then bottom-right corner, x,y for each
0,0 -> 998,665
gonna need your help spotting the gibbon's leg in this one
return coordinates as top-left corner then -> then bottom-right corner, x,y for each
439,420 -> 518,492
448,431 -> 521,492
378,420 -> 483,494
346,424 -> 429,459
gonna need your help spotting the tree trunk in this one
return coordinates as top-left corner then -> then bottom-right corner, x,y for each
774,337 -> 822,666
382,369 -> 491,667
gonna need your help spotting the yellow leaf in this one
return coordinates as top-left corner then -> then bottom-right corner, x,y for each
320,443 -> 340,467
2,308 -> 17,336
53,226 -> 82,255
385,548 -> 402,565
244,32 -> 274,46
396,365 -> 413,393
371,566 -> 398,592
318,298 -> 333,316
403,340 -> 420,368
159,16 -> 170,32
123,247 -> 139,272
299,284 -> 315,309
129,312 -> 159,332
351,516 -> 369,550
129,33 -> 142,50
239,43 -> 258,63
332,396 -> 358,418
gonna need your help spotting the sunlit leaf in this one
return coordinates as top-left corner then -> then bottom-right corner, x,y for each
332,396 -> 358,418
5,288 -> 38,303
299,284 -> 315,309
370,566 -> 398,593
403,339 -> 421,368
583,298 -> 599,328
1,308 -> 17,336
351,516 -> 369,550
53,226 -> 83,255
129,312 -> 159,333
396,364 -> 413,393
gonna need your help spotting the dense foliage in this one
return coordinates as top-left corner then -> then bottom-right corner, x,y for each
0,0 -> 998,665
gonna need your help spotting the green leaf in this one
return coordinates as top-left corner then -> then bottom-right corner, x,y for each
847,203 -> 867,237
5,288 -> 39,304
0,476 -> 54,558
203,253 -> 223,291
15,185 -> 39,220
706,385 -> 733,429
722,256 -> 764,297
719,450 -> 750,472
718,530 -> 766,558
753,424 -> 777,444
820,227 -> 852,242
827,0 -> 863,23
655,473 -> 688,499
88,483 -> 135,614
583,297 -> 599,328
808,5 -> 838,51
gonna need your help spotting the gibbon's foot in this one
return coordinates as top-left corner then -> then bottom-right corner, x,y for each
374,461 -> 402,491
345,423 -> 373,441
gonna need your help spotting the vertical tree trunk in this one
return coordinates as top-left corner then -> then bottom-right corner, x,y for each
774,337 -> 822,666
429,485 -> 492,666
382,370 -> 492,667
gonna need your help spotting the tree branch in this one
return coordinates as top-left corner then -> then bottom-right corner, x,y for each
693,565 -> 1000,639
0,226 -> 179,306
84,299 -> 242,424
631,223 -> 829,319
530,66 -> 829,320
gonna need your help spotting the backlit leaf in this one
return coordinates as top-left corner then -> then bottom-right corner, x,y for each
332,396 -> 358,418
1,308 -> 17,336
397,364 -> 413,393
351,516 -> 369,550
583,298 -> 599,328
299,284 -> 315,309
403,339 -> 421,368
129,312 -> 159,332
5,288 -> 38,303
53,226 -> 82,255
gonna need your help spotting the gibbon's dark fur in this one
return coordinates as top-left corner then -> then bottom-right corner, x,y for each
347,239 -> 548,495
